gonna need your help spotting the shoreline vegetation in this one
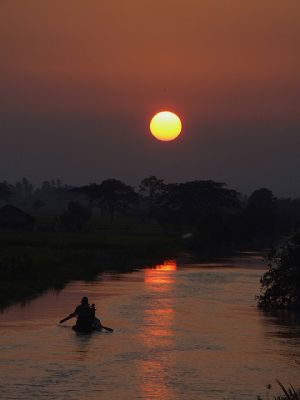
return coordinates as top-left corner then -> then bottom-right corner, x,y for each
257,233 -> 300,312
0,228 -> 179,310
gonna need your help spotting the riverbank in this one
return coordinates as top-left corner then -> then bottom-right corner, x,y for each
0,230 -> 179,309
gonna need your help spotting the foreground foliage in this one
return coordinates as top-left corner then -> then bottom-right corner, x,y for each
257,233 -> 300,310
257,381 -> 300,400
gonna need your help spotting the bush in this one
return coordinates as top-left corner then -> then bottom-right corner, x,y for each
257,233 -> 300,310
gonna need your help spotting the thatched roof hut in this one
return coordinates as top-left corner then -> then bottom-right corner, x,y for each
0,205 -> 35,229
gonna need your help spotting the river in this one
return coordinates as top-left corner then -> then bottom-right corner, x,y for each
0,254 -> 300,399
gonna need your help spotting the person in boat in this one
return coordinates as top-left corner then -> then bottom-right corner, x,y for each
59,296 -> 113,332
90,303 -> 102,330
72,296 -> 95,332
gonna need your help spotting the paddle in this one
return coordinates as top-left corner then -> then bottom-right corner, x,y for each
60,314 -> 113,332
100,325 -> 114,332
59,314 -> 75,324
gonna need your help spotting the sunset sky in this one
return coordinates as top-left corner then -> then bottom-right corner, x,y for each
0,0 -> 299,196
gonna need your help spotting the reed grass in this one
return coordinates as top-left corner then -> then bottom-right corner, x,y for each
257,381 -> 300,400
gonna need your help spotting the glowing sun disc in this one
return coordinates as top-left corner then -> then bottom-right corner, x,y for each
150,111 -> 182,141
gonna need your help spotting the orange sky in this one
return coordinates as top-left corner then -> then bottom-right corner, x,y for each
0,0 -> 299,195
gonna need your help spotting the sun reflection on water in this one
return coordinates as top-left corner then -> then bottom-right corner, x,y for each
137,260 -> 177,399
155,260 -> 177,271
144,260 -> 177,285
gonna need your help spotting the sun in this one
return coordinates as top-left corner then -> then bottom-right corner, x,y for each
150,111 -> 182,141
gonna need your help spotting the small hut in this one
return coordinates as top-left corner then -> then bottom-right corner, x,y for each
0,205 -> 35,229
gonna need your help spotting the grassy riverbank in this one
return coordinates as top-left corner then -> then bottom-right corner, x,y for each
0,230 -> 179,309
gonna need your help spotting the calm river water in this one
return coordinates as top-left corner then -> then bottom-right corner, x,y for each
0,254 -> 300,399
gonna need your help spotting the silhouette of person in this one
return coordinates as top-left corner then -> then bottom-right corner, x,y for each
72,296 -> 94,332
59,296 -> 113,332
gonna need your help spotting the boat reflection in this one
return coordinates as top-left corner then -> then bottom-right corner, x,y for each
137,261 -> 177,399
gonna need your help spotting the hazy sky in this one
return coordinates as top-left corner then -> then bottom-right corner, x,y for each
0,0 -> 299,196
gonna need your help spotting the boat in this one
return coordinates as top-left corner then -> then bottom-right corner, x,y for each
72,324 -> 113,333
72,325 -> 99,333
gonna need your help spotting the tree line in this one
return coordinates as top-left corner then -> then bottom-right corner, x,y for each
0,176 -> 300,247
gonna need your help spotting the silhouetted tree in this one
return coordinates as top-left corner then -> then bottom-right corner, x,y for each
0,182 -> 11,203
154,180 -> 240,226
13,178 -> 35,207
71,184 -> 101,208
246,188 -> 275,236
257,233 -> 300,310
72,180 -> 138,220
32,199 -> 46,211
59,201 -> 92,231
274,198 -> 299,233
139,175 -> 165,215
98,179 -> 138,220
248,188 -> 274,210
21,177 -> 34,197
194,212 -> 234,248
54,185 -> 73,205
